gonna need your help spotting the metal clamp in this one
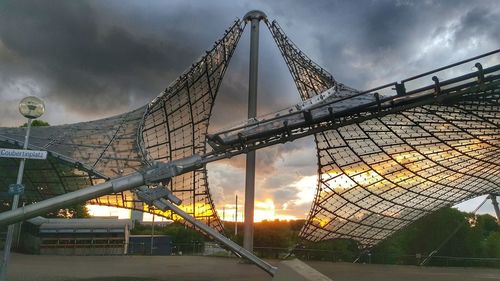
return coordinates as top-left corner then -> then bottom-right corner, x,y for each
432,76 -> 441,96
136,185 -> 182,207
142,155 -> 203,185
395,82 -> 406,96
475,62 -> 485,89
374,92 -> 381,112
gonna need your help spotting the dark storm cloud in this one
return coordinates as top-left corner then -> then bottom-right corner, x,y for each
0,1 -> 243,117
2,0 -> 497,123
452,6 -> 500,47
215,138 -> 312,178
262,0 -> 499,89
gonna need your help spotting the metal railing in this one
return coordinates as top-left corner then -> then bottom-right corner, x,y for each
39,237 -> 126,256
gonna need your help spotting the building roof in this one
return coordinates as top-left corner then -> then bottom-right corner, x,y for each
28,216 -> 133,230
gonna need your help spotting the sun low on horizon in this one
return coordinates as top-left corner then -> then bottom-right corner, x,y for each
88,198 -> 303,222
87,171 -> 319,222
87,193 -> 312,223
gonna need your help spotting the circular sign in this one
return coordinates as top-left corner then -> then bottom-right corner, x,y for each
19,96 -> 45,119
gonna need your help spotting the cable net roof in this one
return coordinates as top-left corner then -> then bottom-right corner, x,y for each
0,20 -> 245,232
138,20 -> 244,230
268,20 -> 500,247
0,108 -> 145,200
0,16 -> 498,247
300,101 -> 499,247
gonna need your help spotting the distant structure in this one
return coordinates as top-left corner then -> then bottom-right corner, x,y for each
22,217 -> 132,255
128,235 -> 172,256
131,209 -> 144,224
0,15 -> 498,250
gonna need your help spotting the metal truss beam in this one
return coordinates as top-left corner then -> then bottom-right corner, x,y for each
206,63 -> 499,159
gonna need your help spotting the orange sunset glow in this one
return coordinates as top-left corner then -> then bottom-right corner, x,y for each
88,198 -> 300,222
87,172 -> 319,222
217,199 -> 298,222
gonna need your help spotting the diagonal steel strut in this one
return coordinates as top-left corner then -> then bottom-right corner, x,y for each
0,155 -> 278,276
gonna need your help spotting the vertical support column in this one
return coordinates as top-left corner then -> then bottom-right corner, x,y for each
490,194 -> 500,224
242,10 -> 267,253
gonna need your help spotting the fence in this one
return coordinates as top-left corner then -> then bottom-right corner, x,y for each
253,246 -> 500,268
39,237 -> 126,255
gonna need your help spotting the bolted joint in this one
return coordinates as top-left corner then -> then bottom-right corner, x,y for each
136,185 -> 182,207
395,82 -> 406,96
374,92 -> 381,112
243,10 -> 267,22
142,162 -> 179,185
142,154 -> 203,185
475,62 -> 485,88
432,76 -> 441,96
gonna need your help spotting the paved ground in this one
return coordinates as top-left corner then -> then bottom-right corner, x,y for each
7,253 -> 500,281
309,262 -> 500,281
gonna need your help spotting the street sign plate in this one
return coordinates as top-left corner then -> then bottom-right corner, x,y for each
0,148 -> 47,160
8,184 -> 24,195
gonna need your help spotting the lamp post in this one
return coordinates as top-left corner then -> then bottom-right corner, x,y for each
0,96 -> 45,281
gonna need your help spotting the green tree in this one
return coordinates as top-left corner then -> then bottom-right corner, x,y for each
373,208 -> 500,267
21,119 -> 50,127
482,232 -> 500,258
131,222 -> 205,244
44,204 -> 90,219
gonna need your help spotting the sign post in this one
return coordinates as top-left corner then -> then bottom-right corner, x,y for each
0,96 -> 45,281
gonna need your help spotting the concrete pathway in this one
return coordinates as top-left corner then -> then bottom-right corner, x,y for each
7,253 -> 500,281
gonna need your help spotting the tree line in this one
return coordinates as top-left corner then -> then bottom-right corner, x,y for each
132,207 -> 499,267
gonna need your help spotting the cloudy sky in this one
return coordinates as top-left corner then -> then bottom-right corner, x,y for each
0,0 -> 499,221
